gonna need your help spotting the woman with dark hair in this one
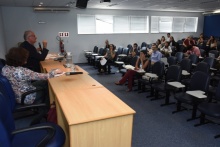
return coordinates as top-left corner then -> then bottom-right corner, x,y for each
1,47 -> 62,105
115,50 -> 149,92
98,44 -> 116,73
206,35 -> 217,50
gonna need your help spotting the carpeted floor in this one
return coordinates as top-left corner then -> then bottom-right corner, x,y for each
79,63 -> 220,147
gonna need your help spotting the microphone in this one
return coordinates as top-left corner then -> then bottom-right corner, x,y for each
38,42 -> 42,50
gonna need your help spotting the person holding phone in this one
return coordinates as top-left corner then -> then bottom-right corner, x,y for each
20,30 -> 49,73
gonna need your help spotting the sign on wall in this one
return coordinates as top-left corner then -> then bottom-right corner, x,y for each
59,32 -> 69,37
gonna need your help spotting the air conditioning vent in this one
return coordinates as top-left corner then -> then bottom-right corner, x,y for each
33,7 -> 70,12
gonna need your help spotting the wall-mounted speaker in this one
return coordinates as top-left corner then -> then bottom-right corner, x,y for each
76,0 -> 88,9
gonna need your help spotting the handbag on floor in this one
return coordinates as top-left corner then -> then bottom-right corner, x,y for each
47,102 -> 57,124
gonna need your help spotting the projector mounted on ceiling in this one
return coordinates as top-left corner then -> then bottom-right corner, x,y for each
100,0 -> 111,3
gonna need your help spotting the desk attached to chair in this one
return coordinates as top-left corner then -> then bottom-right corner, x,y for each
40,58 -> 135,147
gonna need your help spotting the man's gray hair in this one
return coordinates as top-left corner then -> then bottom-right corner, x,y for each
23,30 -> 33,40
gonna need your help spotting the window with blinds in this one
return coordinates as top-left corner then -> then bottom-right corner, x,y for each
77,14 -> 149,34
150,16 -> 198,33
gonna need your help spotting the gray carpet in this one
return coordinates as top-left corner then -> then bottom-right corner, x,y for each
79,63 -> 220,147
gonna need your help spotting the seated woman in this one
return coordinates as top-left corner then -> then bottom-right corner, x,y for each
1,47 -> 63,105
184,45 -> 201,57
98,44 -> 116,73
115,50 -> 149,92
160,41 -> 172,57
206,35 -> 217,51
197,33 -> 204,49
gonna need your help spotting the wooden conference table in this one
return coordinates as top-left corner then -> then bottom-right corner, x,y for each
40,59 -> 135,147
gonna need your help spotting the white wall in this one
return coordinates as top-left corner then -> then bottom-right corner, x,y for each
1,7 -> 204,63
0,7 -> 6,59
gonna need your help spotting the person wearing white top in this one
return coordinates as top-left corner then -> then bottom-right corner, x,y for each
161,41 -> 172,57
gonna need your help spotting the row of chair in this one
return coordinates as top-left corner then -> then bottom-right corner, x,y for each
136,53 -> 220,138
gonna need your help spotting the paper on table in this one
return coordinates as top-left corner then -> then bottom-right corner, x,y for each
123,65 -> 135,70
46,54 -> 57,59
100,58 -> 107,65
54,72 -> 66,77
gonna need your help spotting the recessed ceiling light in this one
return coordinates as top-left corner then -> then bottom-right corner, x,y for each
39,4 -> 42,6
40,2 -> 43,5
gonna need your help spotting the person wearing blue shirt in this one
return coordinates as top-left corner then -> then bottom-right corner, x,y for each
150,43 -> 162,65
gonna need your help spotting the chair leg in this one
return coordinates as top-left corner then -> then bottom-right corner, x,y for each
194,113 -> 208,127
187,104 -> 199,121
161,91 -> 175,106
172,101 -> 184,114
146,87 -> 154,98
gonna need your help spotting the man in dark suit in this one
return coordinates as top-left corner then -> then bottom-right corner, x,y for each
20,30 -> 49,72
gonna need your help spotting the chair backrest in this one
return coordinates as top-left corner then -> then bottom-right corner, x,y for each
202,57 -> 214,68
0,58 -> 6,66
152,61 -> 164,78
93,46 -> 98,53
189,71 -> 210,92
117,47 -> 123,55
141,42 -> 147,48
166,65 -> 182,82
188,54 -> 198,64
175,52 -> 183,63
127,44 -> 132,50
122,48 -> 129,55
195,62 -> 210,74
167,56 -> 177,66
177,40 -> 183,45
0,92 -> 15,141
200,49 -> 205,57
209,50 -> 219,58
98,48 -> 105,55
214,81 -> 220,101
0,74 -> 16,112
180,58 -> 192,72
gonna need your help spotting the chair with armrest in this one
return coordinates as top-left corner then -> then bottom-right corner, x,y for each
138,61 -> 164,93
181,62 -> 210,91
0,92 -> 65,147
173,71 -> 210,121
195,81 -> 220,138
150,65 -> 182,106
0,73 -> 48,126
180,58 -> 192,79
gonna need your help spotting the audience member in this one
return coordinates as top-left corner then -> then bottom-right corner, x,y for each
166,33 -> 171,42
98,44 -> 116,73
161,36 -> 166,46
129,43 -> 138,55
150,43 -> 162,65
183,35 -> 195,48
104,39 -> 110,49
20,30 -> 49,73
161,41 -> 172,57
169,36 -> 180,55
184,45 -> 201,57
197,33 -> 204,48
206,35 -> 217,51
1,47 -> 63,105
115,50 -> 149,92
156,39 -> 162,50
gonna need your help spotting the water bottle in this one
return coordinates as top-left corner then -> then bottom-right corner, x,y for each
66,52 -> 73,68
